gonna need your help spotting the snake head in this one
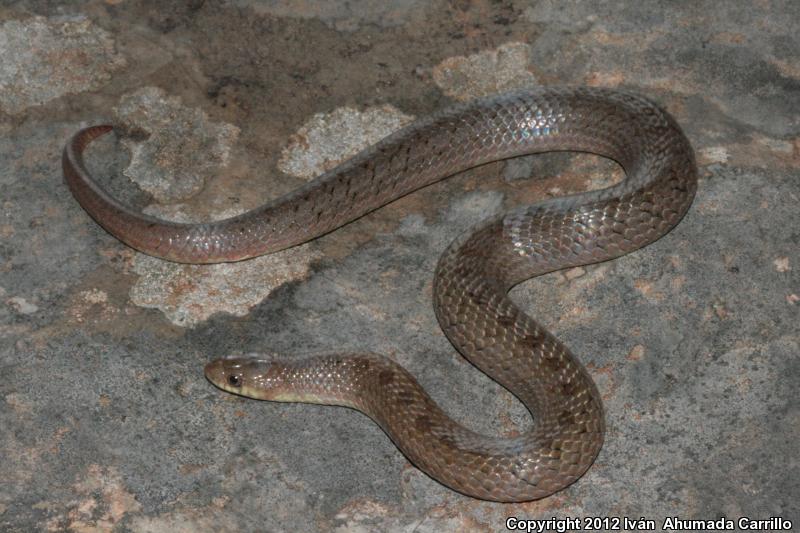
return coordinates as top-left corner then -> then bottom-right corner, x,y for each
204,354 -> 278,400
205,353 -> 365,406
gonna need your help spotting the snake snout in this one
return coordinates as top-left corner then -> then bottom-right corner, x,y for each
204,356 -> 250,394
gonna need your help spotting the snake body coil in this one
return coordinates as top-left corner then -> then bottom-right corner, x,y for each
63,87 -> 697,501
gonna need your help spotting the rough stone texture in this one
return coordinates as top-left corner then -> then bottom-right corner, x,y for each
115,87 -> 240,202
129,204 -> 321,328
432,41 -> 538,100
231,0 -> 431,32
278,105 -> 415,179
0,16 -> 125,115
1,1 -> 798,532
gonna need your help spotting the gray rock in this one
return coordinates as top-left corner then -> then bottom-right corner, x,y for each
1,2 -> 797,531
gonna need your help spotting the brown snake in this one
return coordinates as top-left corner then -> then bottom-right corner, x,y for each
63,87 -> 697,501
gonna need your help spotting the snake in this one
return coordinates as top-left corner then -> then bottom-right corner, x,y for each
62,86 -> 697,502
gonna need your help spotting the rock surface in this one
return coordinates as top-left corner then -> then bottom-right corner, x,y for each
1,1 -> 798,531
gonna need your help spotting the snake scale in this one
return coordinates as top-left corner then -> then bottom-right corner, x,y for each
63,87 -> 697,502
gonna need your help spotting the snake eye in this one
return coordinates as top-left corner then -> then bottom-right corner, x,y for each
228,374 -> 241,387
